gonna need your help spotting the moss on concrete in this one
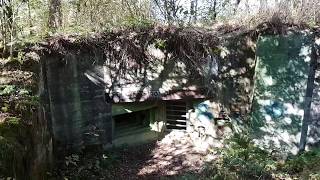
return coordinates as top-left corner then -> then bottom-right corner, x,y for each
0,116 -> 26,178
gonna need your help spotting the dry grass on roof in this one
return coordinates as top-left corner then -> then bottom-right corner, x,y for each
31,20 -> 319,76
41,25 -> 222,66
44,20 -> 317,51
2,20 -> 318,68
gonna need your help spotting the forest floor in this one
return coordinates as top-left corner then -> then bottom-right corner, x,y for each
55,131 -> 218,180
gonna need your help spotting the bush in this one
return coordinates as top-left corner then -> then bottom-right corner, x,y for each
212,133 -> 276,179
122,17 -> 154,29
205,133 -> 320,180
283,149 -> 320,175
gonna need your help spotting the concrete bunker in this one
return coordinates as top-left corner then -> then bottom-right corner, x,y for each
38,26 -> 320,154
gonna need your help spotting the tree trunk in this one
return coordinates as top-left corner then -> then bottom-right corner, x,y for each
28,0 -> 33,35
212,0 -> 217,21
48,0 -> 62,32
193,0 -> 198,23
299,44 -> 318,152
259,0 -> 267,12
234,0 -> 241,14
0,0 -> 13,58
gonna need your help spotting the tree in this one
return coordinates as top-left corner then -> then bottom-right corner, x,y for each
152,0 -> 184,24
299,44 -> 318,152
48,0 -> 62,32
0,0 -> 13,56
259,0 -> 267,12
208,0 -> 218,21
190,0 -> 198,23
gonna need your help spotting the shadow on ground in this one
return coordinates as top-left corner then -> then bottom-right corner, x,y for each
53,131 -> 215,180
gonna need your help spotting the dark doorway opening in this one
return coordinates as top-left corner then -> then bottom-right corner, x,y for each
113,110 -> 150,138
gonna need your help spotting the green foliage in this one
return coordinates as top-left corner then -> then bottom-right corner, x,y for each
0,117 -> 22,140
309,173 -> 320,180
122,17 -> 154,29
65,154 -> 80,167
0,85 -> 31,97
1,103 -> 9,113
213,133 -> 275,179
204,133 -> 320,179
57,152 -> 120,179
0,85 -> 16,96
283,149 -> 320,174
155,39 -> 167,51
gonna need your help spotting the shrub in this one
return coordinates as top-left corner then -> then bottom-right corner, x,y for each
222,134 -> 276,179
210,133 -> 277,179
206,133 -> 320,179
283,149 -> 320,174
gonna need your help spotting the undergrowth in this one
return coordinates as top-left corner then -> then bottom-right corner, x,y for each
0,69 -> 38,178
203,133 -> 320,180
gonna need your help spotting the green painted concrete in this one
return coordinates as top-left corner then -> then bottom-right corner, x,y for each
252,33 -> 313,154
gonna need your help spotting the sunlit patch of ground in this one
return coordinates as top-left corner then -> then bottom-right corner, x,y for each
137,131 -> 211,178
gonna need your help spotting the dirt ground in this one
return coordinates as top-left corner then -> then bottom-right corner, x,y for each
116,131 -> 213,179
56,131 -> 218,180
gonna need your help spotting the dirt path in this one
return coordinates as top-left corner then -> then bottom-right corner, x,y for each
57,131 -> 217,180
110,131 -> 216,179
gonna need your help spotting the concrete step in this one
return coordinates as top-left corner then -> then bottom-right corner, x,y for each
115,126 -> 150,138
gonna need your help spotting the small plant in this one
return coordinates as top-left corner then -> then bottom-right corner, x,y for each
309,173 -> 320,180
283,148 -> 320,174
154,39 -> 167,50
123,17 -> 153,29
213,133 -> 276,179
100,153 -> 119,168
1,103 -> 9,113
0,85 -> 16,96
65,154 -> 80,167
18,89 -> 30,96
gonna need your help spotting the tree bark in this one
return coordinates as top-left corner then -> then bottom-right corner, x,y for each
259,0 -> 267,12
212,0 -> 217,21
27,0 -> 33,35
48,0 -> 62,32
299,44 -> 318,152
234,0 -> 241,14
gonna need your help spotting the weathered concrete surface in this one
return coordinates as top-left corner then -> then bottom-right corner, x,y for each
252,33 -> 314,154
40,28 -> 320,153
105,33 -> 257,117
40,30 -> 257,151
43,52 -> 112,151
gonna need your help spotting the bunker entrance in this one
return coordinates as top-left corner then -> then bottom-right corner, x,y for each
113,109 -> 151,138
